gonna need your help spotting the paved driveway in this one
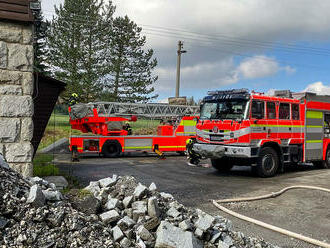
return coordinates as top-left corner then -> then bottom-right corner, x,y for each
56,153 -> 330,248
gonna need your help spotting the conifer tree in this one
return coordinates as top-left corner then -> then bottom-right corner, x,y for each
47,0 -> 115,103
34,8 -> 49,74
102,16 -> 158,102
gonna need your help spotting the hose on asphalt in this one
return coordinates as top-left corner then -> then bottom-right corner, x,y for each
212,185 -> 330,248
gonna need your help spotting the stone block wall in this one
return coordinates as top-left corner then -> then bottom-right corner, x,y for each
0,21 -> 34,177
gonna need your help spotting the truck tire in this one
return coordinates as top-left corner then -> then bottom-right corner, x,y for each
314,148 -> 330,169
102,140 -> 122,158
255,147 -> 279,177
211,158 -> 234,172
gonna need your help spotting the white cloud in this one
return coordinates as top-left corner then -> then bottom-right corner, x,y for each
237,56 -> 279,79
236,55 -> 296,79
303,82 -> 330,95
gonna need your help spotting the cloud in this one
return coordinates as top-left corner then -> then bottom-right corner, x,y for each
237,56 -> 279,79
236,55 -> 296,79
303,82 -> 330,95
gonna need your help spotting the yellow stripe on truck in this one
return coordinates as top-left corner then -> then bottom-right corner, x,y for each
306,111 -> 323,119
179,120 -> 197,126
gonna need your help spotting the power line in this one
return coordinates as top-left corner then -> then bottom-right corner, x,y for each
42,9 -> 330,55
42,9 -> 330,71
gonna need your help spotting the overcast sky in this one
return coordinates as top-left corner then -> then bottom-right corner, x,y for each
41,0 -> 330,102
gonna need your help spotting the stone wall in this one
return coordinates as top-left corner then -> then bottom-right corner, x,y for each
0,21 -> 34,177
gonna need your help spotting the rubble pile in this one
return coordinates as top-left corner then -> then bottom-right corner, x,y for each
0,163 -> 279,248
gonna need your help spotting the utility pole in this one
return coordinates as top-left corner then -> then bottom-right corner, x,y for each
175,41 -> 186,97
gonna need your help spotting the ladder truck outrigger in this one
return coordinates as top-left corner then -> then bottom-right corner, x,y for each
69,102 -> 199,160
192,89 -> 330,177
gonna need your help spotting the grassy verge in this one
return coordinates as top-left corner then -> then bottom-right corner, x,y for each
33,153 -> 59,177
33,153 -> 81,190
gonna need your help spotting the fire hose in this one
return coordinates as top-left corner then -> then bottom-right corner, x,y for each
212,185 -> 330,248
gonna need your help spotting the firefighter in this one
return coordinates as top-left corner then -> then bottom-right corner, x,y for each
186,138 -> 201,166
69,93 -> 79,106
123,121 -> 132,135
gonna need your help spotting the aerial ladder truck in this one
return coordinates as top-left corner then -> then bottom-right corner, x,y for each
69,102 -> 199,160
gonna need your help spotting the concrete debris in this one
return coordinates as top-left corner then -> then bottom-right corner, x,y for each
166,206 -> 181,218
42,189 -> 62,201
155,221 -> 203,248
100,210 -> 120,224
26,185 -> 45,207
137,225 -> 154,241
99,177 -> 117,188
134,183 -> 148,199
43,176 -> 68,190
105,197 -> 120,210
0,165 -> 279,248
148,196 -> 160,218
0,154 -> 9,169
123,195 -> 133,208
112,225 -> 124,242
84,181 -> 101,195
149,182 -> 157,192
71,195 -> 101,215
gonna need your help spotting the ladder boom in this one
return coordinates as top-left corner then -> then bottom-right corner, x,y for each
70,102 -> 199,120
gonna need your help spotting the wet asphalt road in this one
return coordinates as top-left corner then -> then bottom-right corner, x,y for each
56,153 -> 330,248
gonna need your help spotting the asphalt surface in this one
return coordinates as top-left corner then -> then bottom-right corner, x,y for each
56,153 -> 330,248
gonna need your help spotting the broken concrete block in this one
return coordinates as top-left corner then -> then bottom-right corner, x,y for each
99,210 -> 120,224
99,177 -> 116,188
147,197 -> 160,218
132,201 -> 147,220
149,182 -> 157,192
155,221 -> 203,248
179,220 -> 192,231
120,237 -> 131,248
134,183 -> 148,199
84,181 -> 100,195
117,216 -> 135,231
112,225 -> 124,242
194,228 -> 203,239
72,195 -> 101,215
166,207 -> 181,218
218,240 -> 230,248
26,185 -> 45,207
105,198 -> 120,210
160,192 -> 174,200
43,176 -> 68,190
144,217 -> 160,231
137,225 -> 154,241
123,195 -> 133,208
195,210 -> 215,231
42,189 -> 62,201
210,232 -> 221,244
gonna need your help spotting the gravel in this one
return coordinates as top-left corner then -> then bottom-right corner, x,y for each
0,164 -> 280,248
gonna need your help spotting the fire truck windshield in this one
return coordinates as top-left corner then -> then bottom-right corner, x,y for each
200,100 -> 247,120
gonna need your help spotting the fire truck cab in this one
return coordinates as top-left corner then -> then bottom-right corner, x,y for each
193,89 -> 330,177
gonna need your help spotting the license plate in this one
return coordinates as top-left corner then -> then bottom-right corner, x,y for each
210,135 -> 223,141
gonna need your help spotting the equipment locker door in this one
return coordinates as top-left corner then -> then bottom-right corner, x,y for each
305,110 -> 324,161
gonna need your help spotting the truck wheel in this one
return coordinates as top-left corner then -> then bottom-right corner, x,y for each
315,148 -> 330,169
211,158 -> 234,172
256,147 -> 279,177
102,140 -> 122,158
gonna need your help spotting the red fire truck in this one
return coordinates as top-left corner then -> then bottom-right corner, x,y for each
69,102 -> 198,159
193,89 -> 330,177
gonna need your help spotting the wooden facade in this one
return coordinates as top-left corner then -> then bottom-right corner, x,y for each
0,0 -> 34,23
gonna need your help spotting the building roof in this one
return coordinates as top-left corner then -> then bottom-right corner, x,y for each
0,0 -> 35,23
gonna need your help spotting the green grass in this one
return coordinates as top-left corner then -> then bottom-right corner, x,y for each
38,114 -> 80,150
33,153 -> 59,177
